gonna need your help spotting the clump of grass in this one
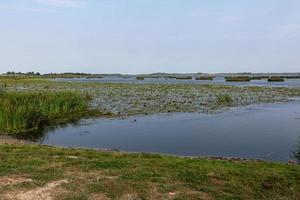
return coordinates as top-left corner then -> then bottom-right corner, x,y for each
251,76 -> 269,80
136,76 -> 145,80
0,91 -> 90,134
286,76 -> 300,79
86,76 -> 103,79
268,76 -> 285,82
0,84 -> 7,96
216,94 -> 233,104
196,76 -> 214,80
225,76 -> 251,82
175,76 -> 193,80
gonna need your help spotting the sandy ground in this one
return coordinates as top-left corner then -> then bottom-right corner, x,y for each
0,135 -> 28,145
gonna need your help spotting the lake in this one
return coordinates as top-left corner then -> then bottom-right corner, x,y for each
54,76 -> 300,87
28,102 -> 300,162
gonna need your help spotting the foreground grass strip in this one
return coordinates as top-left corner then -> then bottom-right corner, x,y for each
0,144 -> 299,199
0,91 -> 91,134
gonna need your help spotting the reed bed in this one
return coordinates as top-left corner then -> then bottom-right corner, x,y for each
136,76 -> 145,80
225,76 -> 251,82
268,76 -> 285,82
278,76 -> 300,79
195,76 -> 214,80
0,90 -> 90,134
175,76 -> 193,80
251,76 -> 269,80
216,94 -> 233,104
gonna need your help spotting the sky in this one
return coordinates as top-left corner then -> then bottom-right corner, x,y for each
0,0 -> 300,74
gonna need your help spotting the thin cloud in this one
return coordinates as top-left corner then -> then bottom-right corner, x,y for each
0,0 -> 86,12
0,4 -> 57,13
33,0 -> 86,8
187,11 -> 217,17
188,10 -> 243,24
219,15 -> 243,23
272,24 -> 300,39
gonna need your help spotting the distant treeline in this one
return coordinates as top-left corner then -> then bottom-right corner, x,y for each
2,72 -> 300,81
3,72 -> 104,79
6,71 -> 40,76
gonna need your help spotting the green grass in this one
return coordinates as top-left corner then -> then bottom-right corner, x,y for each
0,90 -> 91,134
0,144 -> 299,199
136,76 -> 145,80
225,76 -> 251,82
175,76 -> 193,80
251,76 -> 269,80
268,76 -> 285,82
216,94 -> 233,104
195,76 -> 214,80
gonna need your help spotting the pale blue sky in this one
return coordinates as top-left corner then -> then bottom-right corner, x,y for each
0,0 -> 299,74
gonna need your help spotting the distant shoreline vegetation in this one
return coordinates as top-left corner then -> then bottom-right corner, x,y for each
2,71 -> 300,81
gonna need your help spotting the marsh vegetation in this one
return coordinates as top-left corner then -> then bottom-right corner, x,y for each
0,88 -> 93,134
268,76 -> 285,82
216,94 -> 233,104
224,76 -> 251,82
1,78 -> 300,117
195,76 -> 214,80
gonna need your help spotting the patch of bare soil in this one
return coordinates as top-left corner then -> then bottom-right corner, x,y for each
0,135 -> 27,145
4,179 -> 69,200
184,190 -> 213,200
0,177 -> 32,187
88,193 -> 111,200
119,193 -> 140,200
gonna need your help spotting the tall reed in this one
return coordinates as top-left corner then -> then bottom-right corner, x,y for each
0,90 -> 89,134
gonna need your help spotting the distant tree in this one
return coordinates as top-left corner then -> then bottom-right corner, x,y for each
6,71 -> 15,75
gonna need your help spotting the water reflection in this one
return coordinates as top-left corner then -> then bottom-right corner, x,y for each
16,119 -> 82,142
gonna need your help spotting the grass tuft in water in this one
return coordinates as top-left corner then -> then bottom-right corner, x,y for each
195,76 -> 214,80
216,94 -> 233,104
0,90 -> 90,134
225,76 -> 251,82
268,76 -> 285,82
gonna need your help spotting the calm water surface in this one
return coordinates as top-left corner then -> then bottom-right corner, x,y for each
31,102 -> 300,162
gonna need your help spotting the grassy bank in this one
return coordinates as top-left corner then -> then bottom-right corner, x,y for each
0,144 -> 299,199
0,90 -> 92,134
